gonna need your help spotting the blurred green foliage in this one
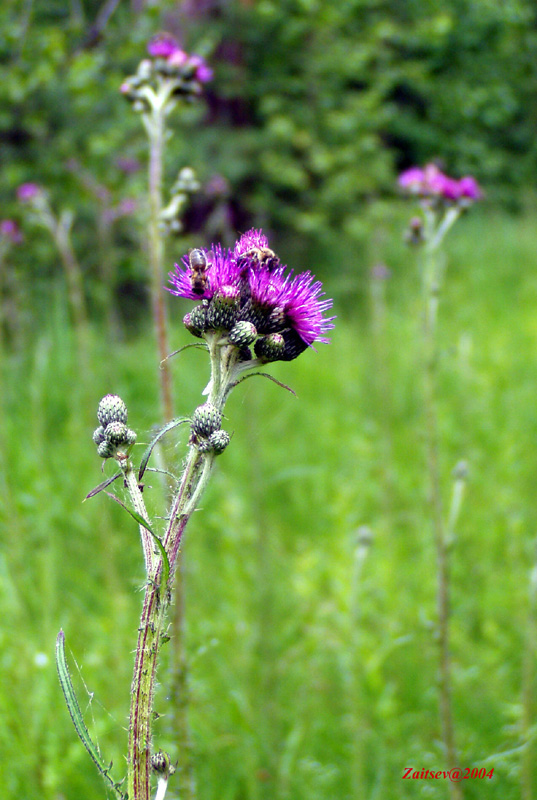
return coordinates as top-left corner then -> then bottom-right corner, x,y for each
2,208 -> 537,798
2,2 -> 537,798
2,0 -> 537,324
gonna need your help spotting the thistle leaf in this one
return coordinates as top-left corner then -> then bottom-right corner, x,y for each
104,492 -> 170,591
160,342 -> 207,366
55,630 -> 126,800
229,371 -> 297,397
84,470 -> 122,500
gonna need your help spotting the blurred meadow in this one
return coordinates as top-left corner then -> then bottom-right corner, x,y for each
2,2 -> 537,799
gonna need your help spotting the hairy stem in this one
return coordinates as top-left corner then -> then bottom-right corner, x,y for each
123,462 -> 155,575
127,566 -> 167,800
127,338 -> 237,799
144,85 -> 198,797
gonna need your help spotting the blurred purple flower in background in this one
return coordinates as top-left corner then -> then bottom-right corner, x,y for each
17,183 -> 43,203
147,33 -> 183,59
0,219 -> 23,244
188,54 -> 213,84
398,164 -> 482,204
116,156 -> 142,175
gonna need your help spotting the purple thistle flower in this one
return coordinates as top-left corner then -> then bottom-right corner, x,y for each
17,182 -> 42,202
458,175 -> 482,201
234,229 -> 271,259
188,54 -> 213,83
280,271 -> 335,346
116,156 -> 142,174
398,163 -> 482,204
247,264 -> 288,308
398,167 -> 426,192
168,50 -> 189,68
148,33 -> 182,59
168,244 -> 238,301
168,228 -> 334,356
0,219 -> 23,244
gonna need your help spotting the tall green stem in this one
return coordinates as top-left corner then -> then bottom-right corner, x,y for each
147,105 -> 174,423
127,337 -> 240,799
143,86 -> 199,798
421,210 -> 462,800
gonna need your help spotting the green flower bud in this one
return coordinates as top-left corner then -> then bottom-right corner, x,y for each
182,312 -> 203,338
185,302 -> 208,337
191,402 -> 222,438
254,332 -> 285,362
104,421 -> 130,446
93,426 -> 106,445
95,421 -> 136,460
228,320 -> 257,347
151,751 -> 173,775
195,438 -> 212,453
208,429 -> 230,455
97,394 -> 128,427
279,329 -> 309,361
125,428 -> 137,446
97,440 -> 114,459
207,286 -> 240,330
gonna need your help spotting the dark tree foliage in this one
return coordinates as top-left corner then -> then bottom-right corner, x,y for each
1,0 -> 536,319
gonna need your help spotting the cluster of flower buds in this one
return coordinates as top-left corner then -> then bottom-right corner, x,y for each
168,229 -> 335,363
190,402 -> 230,455
398,163 -> 482,206
120,33 -> 212,112
93,394 -> 137,461
160,167 -> 201,235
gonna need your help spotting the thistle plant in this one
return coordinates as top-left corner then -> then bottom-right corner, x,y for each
121,37 -> 211,792
399,163 -> 482,800
120,32 -> 212,423
0,219 -> 24,355
16,182 -> 89,361
56,227 -> 334,800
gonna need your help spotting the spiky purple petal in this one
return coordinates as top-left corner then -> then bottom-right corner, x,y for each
167,244 -> 238,301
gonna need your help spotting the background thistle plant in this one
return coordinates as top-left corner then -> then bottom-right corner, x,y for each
399,163 -> 482,800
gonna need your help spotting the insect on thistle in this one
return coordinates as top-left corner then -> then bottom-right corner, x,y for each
188,248 -> 210,295
241,244 -> 280,269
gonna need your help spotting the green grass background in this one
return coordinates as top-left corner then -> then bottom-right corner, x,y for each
1,205 -> 537,799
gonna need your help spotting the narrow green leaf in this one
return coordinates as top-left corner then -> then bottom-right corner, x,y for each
84,470 -> 122,500
160,341 -> 207,365
55,630 -> 126,799
138,417 -> 189,482
228,371 -> 297,397
104,492 -> 170,591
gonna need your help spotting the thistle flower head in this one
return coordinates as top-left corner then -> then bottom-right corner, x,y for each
17,182 -> 43,203
280,271 -> 335,346
398,163 -> 482,205
458,176 -> 482,201
0,219 -> 23,244
147,33 -> 182,59
188,54 -> 213,84
168,228 -> 334,359
234,229 -> 271,259
123,38 -> 212,110
168,244 -> 239,302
